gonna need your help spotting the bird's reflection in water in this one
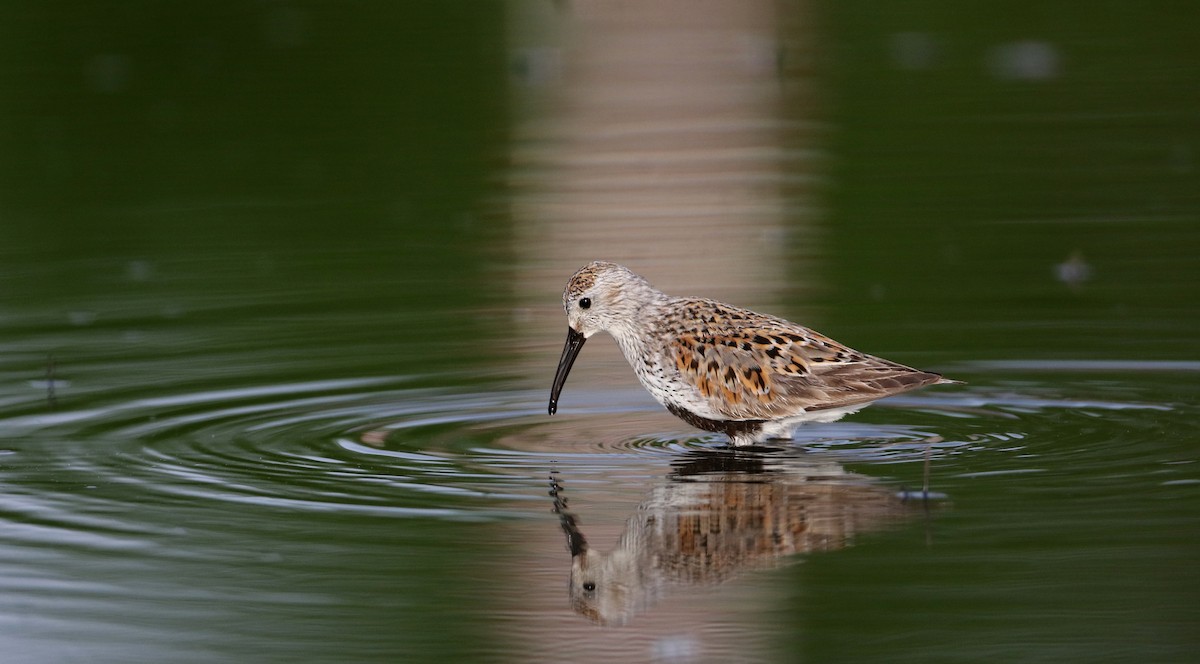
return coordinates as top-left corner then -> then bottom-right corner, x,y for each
551,448 -> 915,626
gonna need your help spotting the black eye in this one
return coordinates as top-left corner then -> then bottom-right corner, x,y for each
579,297 -> 591,310
582,581 -> 596,592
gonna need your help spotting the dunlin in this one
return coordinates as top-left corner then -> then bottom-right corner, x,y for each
548,261 -> 957,446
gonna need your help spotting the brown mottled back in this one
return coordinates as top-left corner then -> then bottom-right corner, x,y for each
662,298 -> 948,421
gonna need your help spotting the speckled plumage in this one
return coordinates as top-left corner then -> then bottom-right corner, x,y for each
549,261 -> 957,445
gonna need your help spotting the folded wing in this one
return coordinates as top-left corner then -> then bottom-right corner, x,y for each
668,305 -> 946,421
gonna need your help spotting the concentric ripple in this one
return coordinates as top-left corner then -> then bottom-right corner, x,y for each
4,378 -> 523,521
2,369 -> 1192,527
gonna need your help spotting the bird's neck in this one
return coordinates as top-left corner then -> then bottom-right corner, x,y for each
608,291 -> 670,362
609,294 -> 681,407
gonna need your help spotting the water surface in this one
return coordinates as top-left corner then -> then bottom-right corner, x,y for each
2,2 -> 1198,663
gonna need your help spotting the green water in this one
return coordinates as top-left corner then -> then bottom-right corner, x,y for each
1,3 -> 1197,663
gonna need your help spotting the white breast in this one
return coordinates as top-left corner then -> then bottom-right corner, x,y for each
611,328 -> 725,421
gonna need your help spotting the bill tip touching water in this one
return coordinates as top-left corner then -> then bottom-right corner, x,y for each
548,260 -> 960,446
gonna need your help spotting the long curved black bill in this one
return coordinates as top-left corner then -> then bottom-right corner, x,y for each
549,327 -> 586,415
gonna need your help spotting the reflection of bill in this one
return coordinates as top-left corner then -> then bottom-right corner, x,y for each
550,451 -> 914,626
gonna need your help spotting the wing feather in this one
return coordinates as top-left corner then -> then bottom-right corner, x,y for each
666,301 -> 944,421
